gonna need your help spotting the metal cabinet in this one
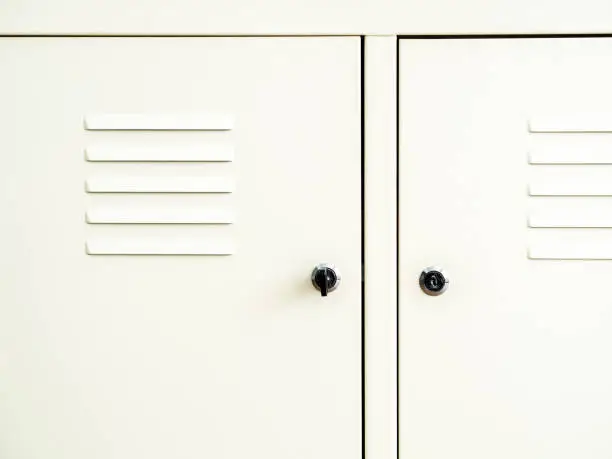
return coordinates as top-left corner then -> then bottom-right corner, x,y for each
0,37 -> 362,459
399,38 -> 612,459
6,32 -> 612,459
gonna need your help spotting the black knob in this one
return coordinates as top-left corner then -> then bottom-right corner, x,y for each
311,264 -> 341,297
419,266 -> 449,296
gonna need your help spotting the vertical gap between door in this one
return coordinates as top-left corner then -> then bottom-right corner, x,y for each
395,35 -> 401,459
360,34 -> 366,459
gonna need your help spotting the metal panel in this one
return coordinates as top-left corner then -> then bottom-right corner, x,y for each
400,37 -> 612,459
0,37 -> 361,459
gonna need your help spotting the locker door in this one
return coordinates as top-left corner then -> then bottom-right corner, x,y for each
399,38 -> 612,459
0,37 -> 361,459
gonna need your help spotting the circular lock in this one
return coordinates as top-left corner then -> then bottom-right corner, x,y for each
311,263 -> 341,297
419,266 -> 449,296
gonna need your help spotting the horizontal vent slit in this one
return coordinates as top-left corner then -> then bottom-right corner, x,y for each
529,183 -> 612,197
86,177 -> 234,193
86,208 -> 234,224
85,145 -> 234,162
529,247 -> 612,260
529,215 -> 612,228
84,113 -> 233,131
529,134 -> 612,164
86,238 -> 234,255
529,115 -> 612,133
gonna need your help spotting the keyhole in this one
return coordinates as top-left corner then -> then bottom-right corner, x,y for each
428,274 -> 440,290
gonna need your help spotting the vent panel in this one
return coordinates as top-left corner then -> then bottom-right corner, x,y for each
83,112 -> 235,255
528,115 -> 612,260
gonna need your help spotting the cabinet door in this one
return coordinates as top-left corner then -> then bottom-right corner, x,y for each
400,38 -> 612,459
0,37 -> 361,459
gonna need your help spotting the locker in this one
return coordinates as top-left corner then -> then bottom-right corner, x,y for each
0,37 -> 362,459
399,38 -> 612,459
4,11 -> 612,459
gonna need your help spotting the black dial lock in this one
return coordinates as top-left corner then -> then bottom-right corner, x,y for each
419,267 -> 449,296
311,264 -> 341,297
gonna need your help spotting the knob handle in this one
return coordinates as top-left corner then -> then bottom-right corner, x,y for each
311,264 -> 341,297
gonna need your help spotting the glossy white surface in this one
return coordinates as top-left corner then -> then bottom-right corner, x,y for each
400,38 -> 612,459
0,37 -> 361,459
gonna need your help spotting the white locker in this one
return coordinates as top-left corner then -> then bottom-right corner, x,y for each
0,37 -> 362,459
399,38 -> 612,459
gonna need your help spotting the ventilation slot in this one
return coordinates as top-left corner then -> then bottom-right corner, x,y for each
85,144 -> 234,162
86,238 -> 234,256
84,113 -> 233,131
86,177 -> 234,194
84,112 -> 235,255
527,115 -> 612,260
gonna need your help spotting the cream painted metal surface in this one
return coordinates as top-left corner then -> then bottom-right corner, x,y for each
399,38 -> 612,458
3,0 -> 612,35
363,36 -> 398,459
0,37 -> 361,459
